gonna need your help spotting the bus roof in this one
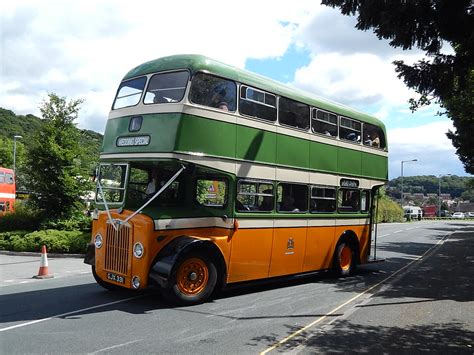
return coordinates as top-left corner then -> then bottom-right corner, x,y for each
123,54 -> 385,128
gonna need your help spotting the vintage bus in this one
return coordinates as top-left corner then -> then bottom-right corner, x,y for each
0,167 -> 16,214
84,54 -> 388,305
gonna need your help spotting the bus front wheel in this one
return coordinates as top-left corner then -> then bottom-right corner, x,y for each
92,266 -> 121,291
333,242 -> 356,277
163,251 -> 217,306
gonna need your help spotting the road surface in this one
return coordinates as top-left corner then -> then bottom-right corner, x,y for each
1,221 -> 472,354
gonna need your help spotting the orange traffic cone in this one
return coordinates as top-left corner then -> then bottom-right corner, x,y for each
33,245 -> 54,279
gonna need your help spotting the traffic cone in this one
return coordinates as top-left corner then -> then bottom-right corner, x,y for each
33,245 -> 54,279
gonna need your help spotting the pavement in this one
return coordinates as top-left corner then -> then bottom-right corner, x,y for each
0,252 -> 90,287
296,227 -> 474,354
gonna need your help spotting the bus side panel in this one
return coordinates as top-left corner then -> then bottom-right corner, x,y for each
338,146 -> 362,176
177,115 -> 236,159
276,131 -> 310,169
227,228 -> 273,283
309,142 -> 338,173
236,124 -> 276,164
361,152 -> 388,180
303,225 -> 336,272
269,226 -> 307,277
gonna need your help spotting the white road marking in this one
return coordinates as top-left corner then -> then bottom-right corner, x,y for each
260,232 -> 449,354
0,295 -> 145,332
89,340 -> 141,354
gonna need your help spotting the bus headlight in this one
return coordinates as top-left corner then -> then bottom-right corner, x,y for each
132,276 -> 141,289
133,242 -> 144,258
94,234 -> 103,248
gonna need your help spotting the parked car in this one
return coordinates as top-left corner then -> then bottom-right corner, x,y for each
452,212 -> 466,219
467,212 -> 474,218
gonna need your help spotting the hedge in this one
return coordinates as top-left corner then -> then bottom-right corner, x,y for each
0,229 -> 91,254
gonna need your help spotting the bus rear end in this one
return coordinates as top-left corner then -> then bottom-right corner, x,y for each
0,167 -> 16,214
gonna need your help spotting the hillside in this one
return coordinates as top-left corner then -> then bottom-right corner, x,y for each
0,107 -> 103,163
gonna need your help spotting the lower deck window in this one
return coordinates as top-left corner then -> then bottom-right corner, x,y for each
196,179 -> 227,207
338,188 -> 360,213
277,183 -> 308,213
236,180 -> 274,212
310,186 -> 336,213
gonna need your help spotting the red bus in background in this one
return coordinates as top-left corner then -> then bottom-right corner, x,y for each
0,167 -> 16,214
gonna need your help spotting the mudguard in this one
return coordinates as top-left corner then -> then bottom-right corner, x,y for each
83,242 -> 95,265
148,236 -> 223,288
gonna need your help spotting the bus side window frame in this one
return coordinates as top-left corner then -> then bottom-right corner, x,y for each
278,96 -> 310,131
236,179 -> 274,213
239,85 -> 277,122
338,187 -> 361,213
311,108 -> 338,138
194,176 -> 229,209
310,185 -> 337,213
188,72 -> 237,112
339,116 -> 361,144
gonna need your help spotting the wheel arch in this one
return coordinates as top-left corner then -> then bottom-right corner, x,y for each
148,235 -> 227,289
335,229 -> 361,264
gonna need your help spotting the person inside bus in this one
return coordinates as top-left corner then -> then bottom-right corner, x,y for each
259,190 -> 274,211
208,81 -> 234,111
370,131 -> 380,148
146,168 -> 160,195
279,194 -> 299,212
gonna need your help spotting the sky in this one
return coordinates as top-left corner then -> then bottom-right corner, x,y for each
1,0 -> 470,179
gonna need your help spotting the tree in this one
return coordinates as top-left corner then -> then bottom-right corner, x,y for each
26,93 -> 93,219
321,0 -> 474,173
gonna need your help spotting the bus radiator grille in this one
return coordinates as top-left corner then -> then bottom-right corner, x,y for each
105,223 -> 131,275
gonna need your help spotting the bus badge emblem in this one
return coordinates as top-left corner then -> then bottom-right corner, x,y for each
286,237 -> 295,255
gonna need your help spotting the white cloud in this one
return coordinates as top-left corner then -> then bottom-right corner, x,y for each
1,0 -> 314,130
387,121 -> 465,178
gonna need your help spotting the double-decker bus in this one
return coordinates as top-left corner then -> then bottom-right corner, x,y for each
0,167 -> 16,214
84,54 -> 388,305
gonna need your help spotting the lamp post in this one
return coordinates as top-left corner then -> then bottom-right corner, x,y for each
438,174 -> 452,217
401,159 -> 417,207
13,135 -> 23,175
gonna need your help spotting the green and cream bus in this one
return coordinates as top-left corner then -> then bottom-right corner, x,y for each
84,54 -> 388,305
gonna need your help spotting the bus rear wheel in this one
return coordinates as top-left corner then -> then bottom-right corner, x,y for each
163,251 -> 217,306
333,242 -> 356,277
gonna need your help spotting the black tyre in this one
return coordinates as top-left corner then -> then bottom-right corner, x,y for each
333,242 -> 356,277
92,266 -> 121,291
162,251 -> 217,306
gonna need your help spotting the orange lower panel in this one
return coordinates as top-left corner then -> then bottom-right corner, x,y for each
227,228 -> 273,283
303,226 -> 336,272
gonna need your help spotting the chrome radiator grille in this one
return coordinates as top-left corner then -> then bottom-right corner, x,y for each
105,223 -> 131,275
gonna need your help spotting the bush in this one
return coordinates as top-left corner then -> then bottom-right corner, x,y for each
5,229 -> 91,254
377,195 -> 404,223
40,214 -> 92,232
0,202 -> 42,232
0,230 -> 30,250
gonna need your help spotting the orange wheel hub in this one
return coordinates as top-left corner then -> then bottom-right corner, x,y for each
340,246 -> 352,271
176,258 -> 209,296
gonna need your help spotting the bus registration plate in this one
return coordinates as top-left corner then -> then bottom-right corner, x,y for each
106,272 -> 125,284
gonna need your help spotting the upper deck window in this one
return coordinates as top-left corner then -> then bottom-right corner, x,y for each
113,76 -> 147,110
144,70 -> 189,104
340,117 -> 361,143
279,97 -> 309,130
363,123 -> 386,149
239,86 -> 277,122
189,73 -> 236,111
312,109 -> 338,137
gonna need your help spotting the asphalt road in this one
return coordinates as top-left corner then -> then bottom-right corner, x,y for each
1,221 -> 473,354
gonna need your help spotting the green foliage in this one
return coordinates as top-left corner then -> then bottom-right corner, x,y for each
0,202 -> 42,232
0,106 -> 103,191
322,0 -> 474,174
376,192 -> 404,223
40,215 -> 92,231
1,229 -> 91,253
25,93 -> 94,219
387,175 -> 471,199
